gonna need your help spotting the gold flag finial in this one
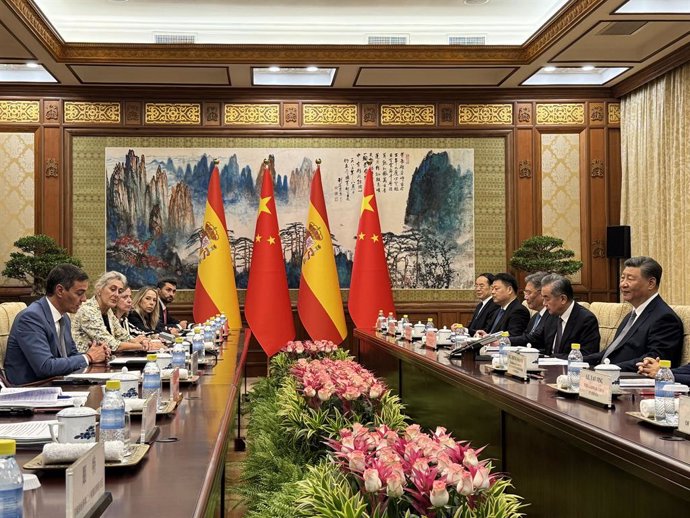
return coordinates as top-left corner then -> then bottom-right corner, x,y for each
366,158 -> 373,166
263,158 -> 270,166
213,158 -> 220,165
315,158 -> 322,165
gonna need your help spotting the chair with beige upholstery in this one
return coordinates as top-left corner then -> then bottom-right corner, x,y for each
588,302 -> 632,351
0,302 -> 27,368
670,305 -> 690,367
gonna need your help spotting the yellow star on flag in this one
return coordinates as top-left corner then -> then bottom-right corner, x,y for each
258,196 -> 272,215
371,234 -> 379,242
268,236 -> 276,245
360,194 -> 374,215
255,234 -> 262,242
358,232 -> 366,240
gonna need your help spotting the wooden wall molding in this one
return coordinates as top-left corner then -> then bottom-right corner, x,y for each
0,100 -> 40,123
458,104 -> 513,125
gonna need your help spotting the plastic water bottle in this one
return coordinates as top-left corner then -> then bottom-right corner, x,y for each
567,343 -> 584,392
425,318 -> 435,332
142,354 -> 161,409
655,360 -> 675,423
376,309 -> 386,331
100,379 -> 127,450
498,332 -> 510,369
195,327 -> 207,362
172,337 -> 186,370
0,439 -> 23,518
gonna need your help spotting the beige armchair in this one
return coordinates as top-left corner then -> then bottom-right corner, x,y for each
0,302 -> 27,368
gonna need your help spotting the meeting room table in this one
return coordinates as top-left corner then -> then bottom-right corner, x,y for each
354,328 -> 690,518
2,329 -> 248,518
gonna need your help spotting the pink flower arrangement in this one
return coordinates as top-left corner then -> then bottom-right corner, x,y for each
282,340 -> 339,356
291,358 -> 387,410
328,423 -> 497,517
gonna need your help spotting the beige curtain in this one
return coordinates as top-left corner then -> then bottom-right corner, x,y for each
621,63 -> 690,304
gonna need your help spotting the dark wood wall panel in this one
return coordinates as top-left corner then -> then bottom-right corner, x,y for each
589,127 -> 608,299
41,126 -> 61,242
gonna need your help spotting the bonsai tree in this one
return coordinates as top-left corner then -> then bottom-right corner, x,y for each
2,234 -> 82,295
510,235 -> 582,275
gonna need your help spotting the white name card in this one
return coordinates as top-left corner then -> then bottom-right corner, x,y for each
678,395 -> 690,435
507,352 -> 528,381
190,351 -> 199,376
140,393 -> 157,444
403,325 -> 412,342
66,442 -> 105,518
170,368 -> 180,402
579,370 -> 613,408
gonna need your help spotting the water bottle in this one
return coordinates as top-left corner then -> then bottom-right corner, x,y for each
567,343 -> 584,392
0,439 -> 23,518
425,318 -> 435,332
195,327 -> 207,362
655,360 -> 675,423
172,337 -> 186,370
219,313 -> 228,337
142,354 -> 161,409
376,309 -> 386,331
100,380 -> 127,451
498,332 -> 510,369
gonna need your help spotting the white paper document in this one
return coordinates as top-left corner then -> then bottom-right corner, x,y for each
0,420 -> 56,443
619,378 -> 655,388
0,387 -> 74,408
538,358 -> 569,366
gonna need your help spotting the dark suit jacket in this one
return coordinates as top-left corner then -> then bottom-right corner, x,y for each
488,298 -> 530,337
467,299 -> 500,335
158,300 -> 180,329
584,295 -> 683,372
4,297 -> 87,385
508,311 -> 554,348
672,363 -> 690,385
128,310 -> 164,334
550,302 -> 600,358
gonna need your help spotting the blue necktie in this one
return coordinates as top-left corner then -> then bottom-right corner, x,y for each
490,308 -> 505,332
532,313 -> 542,332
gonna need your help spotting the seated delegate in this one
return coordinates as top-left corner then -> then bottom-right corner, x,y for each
4,264 -> 108,385
114,286 -> 147,337
71,271 -> 158,354
128,286 -> 165,334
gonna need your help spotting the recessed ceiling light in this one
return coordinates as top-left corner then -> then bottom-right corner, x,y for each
306,66 -> 319,72
253,67 -> 336,86
0,63 -> 56,82
268,66 -> 280,72
464,0 -> 490,5
544,66 -> 557,72
615,0 -> 690,14
524,66 -> 628,86
25,62 -> 39,68
581,65 -> 595,71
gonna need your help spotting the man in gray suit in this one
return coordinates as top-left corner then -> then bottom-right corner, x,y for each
5,264 -> 108,385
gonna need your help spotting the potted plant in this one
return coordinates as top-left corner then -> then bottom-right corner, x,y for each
2,234 -> 82,295
509,235 -> 582,275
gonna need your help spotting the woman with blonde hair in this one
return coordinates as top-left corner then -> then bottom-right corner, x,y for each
72,271 -> 157,353
128,286 -> 164,333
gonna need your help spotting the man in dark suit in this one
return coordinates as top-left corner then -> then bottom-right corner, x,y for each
478,272 -> 530,337
513,274 -> 600,357
4,264 -> 108,385
508,271 -> 553,347
157,277 -> 188,332
585,256 -> 683,372
467,273 -> 499,336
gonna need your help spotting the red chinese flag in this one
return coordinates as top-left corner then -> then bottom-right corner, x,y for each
193,163 -> 241,327
297,163 -> 347,343
348,166 -> 395,329
245,162 -> 296,356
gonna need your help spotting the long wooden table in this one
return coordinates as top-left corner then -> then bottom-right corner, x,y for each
354,329 -> 690,518
10,329 -> 247,518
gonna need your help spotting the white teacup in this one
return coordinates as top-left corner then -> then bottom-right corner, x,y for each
49,407 -> 98,444
594,362 -> 621,383
156,353 -> 173,371
438,326 -> 452,342
110,372 -> 140,399
412,322 -> 425,338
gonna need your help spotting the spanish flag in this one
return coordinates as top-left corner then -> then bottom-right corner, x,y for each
348,165 -> 395,329
297,161 -> 347,343
193,161 -> 241,328
245,160 -> 296,355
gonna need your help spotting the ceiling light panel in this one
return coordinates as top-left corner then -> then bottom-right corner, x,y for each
523,67 -> 628,86
615,0 -> 690,14
253,67 -> 336,86
0,63 -> 56,83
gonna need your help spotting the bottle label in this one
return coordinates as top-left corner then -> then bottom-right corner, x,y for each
0,487 -> 22,517
143,372 -> 161,390
172,351 -> 186,367
100,407 -> 125,430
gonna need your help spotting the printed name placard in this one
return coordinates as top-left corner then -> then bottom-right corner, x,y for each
140,393 -> 157,444
507,352 -> 528,381
190,351 -> 199,376
403,325 -> 412,341
171,367 -> 180,402
678,396 -> 690,435
66,443 -> 106,518
579,370 -> 613,408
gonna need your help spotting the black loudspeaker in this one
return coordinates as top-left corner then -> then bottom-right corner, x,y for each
607,226 -> 631,258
